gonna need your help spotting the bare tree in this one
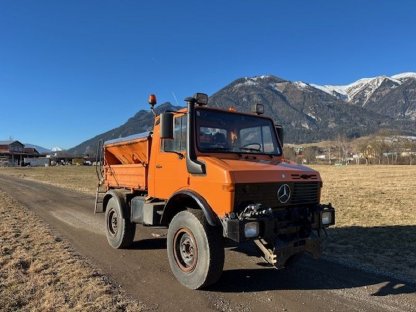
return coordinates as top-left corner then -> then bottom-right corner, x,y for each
357,139 -> 371,165
303,146 -> 318,164
370,137 -> 388,165
335,134 -> 350,164
403,140 -> 416,165
283,146 -> 296,162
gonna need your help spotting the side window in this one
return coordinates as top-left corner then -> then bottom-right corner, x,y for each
163,115 -> 187,152
261,126 -> 275,153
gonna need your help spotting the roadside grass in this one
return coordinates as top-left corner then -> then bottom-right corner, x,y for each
1,165 -> 415,283
0,166 -> 97,194
0,189 -> 141,311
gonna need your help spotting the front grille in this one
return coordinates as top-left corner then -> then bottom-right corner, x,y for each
291,173 -> 318,180
291,183 -> 320,205
234,182 -> 320,212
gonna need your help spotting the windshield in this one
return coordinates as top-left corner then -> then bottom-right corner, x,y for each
195,108 -> 281,156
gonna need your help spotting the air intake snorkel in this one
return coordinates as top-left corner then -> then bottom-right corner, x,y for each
185,93 -> 207,174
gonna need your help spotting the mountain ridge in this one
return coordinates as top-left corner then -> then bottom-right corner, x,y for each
69,102 -> 181,156
208,75 -> 397,143
68,72 -> 416,155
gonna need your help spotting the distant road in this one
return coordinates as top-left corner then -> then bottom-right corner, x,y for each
0,175 -> 415,312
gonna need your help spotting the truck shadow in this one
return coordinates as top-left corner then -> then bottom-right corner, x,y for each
212,225 -> 416,296
129,238 -> 166,250
213,262 -> 415,296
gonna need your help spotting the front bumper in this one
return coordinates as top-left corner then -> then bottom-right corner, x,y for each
221,203 -> 335,268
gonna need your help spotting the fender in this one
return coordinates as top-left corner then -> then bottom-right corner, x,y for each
161,190 -> 220,226
103,189 -> 129,219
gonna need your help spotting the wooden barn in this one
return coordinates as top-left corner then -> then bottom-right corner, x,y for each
0,140 -> 39,166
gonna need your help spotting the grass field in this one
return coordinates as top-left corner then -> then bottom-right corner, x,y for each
1,164 -> 415,286
0,166 -> 98,194
315,165 -> 416,227
313,165 -> 416,282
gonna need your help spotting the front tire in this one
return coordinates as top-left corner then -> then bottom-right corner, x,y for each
105,197 -> 135,249
167,210 -> 224,289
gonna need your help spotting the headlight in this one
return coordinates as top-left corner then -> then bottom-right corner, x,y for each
244,222 -> 259,238
321,210 -> 334,226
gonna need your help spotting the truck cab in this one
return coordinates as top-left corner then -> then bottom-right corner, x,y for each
96,93 -> 335,289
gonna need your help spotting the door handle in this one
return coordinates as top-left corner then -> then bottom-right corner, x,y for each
156,164 -> 162,169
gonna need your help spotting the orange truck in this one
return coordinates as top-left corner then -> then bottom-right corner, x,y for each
95,93 -> 335,289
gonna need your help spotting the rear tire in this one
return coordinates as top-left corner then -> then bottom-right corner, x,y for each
167,210 -> 224,289
105,197 -> 135,249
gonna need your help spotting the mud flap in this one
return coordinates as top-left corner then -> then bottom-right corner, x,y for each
254,233 -> 322,269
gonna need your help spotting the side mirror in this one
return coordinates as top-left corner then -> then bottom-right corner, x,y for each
194,93 -> 208,106
160,113 -> 174,139
276,125 -> 284,147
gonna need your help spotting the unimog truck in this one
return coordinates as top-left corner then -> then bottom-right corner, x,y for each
94,93 -> 335,289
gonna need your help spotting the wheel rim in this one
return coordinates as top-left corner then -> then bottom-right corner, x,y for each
108,209 -> 118,236
173,228 -> 198,273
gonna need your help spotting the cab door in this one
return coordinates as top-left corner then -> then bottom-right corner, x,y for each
153,115 -> 189,199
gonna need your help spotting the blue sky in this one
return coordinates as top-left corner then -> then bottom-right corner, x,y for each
1,0 -> 415,149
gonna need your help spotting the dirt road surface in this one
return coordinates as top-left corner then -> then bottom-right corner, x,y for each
0,175 -> 415,312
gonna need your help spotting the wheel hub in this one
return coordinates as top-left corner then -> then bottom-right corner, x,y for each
173,228 -> 198,272
108,209 -> 118,236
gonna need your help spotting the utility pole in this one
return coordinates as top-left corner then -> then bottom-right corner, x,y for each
328,147 -> 331,165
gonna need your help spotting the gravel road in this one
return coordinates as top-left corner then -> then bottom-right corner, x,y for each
0,175 -> 414,312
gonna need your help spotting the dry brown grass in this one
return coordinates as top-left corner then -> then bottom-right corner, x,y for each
0,166 -> 97,194
316,165 -> 416,227
0,189 -> 141,312
313,165 -> 416,282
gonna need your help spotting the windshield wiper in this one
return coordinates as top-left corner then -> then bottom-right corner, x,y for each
203,147 -> 232,152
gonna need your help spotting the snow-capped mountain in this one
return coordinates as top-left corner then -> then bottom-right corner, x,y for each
392,72 -> 416,80
209,73 -> 416,141
310,73 -> 416,120
209,75 -> 398,143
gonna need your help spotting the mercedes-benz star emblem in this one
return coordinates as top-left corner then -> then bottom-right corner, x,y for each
277,184 -> 291,204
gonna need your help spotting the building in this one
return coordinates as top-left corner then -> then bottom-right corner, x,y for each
0,140 -> 40,166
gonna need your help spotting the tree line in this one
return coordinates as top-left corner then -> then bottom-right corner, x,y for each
283,134 -> 416,165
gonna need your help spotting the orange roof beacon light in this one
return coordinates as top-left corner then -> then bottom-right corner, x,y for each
148,94 -> 157,107
148,94 -> 157,116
